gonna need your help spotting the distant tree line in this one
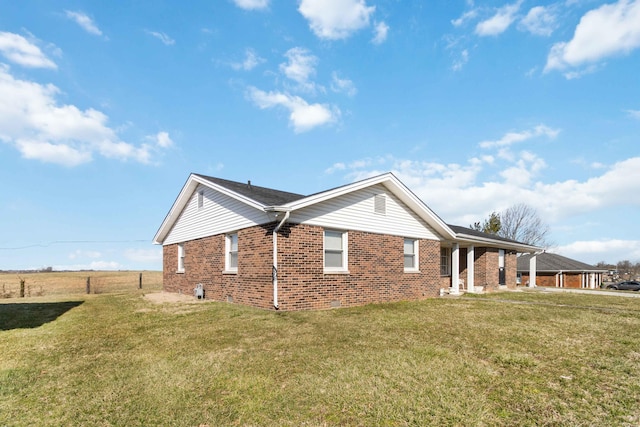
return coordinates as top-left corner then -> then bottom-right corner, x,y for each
596,260 -> 640,280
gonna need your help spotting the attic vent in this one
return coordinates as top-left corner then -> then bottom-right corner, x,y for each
374,194 -> 386,215
197,190 -> 204,209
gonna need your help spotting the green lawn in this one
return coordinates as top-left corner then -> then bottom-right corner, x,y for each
1,289 -> 639,426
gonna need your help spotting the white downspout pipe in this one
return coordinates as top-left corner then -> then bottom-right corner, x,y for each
272,211 -> 290,310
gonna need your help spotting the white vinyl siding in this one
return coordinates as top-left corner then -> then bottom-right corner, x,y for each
291,184 -> 439,240
404,239 -> 418,271
324,230 -> 348,272
164,185 -> 270,245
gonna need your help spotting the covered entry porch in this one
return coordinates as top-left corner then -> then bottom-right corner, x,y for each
442,226 -> 542,295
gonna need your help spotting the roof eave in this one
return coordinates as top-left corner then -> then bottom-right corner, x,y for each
275,172 -> 456,240
454,233 -> 542,252
153,174 -> 267,245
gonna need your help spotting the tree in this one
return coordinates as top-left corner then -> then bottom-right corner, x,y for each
470,212 -> 501,235
499,203 -> 551,248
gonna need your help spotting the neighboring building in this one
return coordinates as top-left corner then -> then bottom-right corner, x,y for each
154,173 -> 541,310
517,252 -> 606,289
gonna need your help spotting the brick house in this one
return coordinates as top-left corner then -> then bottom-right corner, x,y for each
153,173 -> 541,310
517,252 -> 606,289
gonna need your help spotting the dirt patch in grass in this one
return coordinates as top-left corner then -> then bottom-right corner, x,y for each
143,291 -> 201,304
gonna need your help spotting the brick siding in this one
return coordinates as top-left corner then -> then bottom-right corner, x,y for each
163,222 -> 518,310
521,272 -> 584,288
164,222 -> 442,310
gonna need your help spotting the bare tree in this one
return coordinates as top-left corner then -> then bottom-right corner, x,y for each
499,203 -> 551,248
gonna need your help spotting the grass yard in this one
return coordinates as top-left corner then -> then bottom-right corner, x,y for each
1,285 -> 640,426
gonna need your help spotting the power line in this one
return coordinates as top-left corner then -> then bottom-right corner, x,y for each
0,240 -> 151,250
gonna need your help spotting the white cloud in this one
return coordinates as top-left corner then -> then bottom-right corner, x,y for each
519,6 -> 557,36
452,49 -> 469,71
280,47 -> 318,88
372,21 -> 389,44
330,72 -> 357,97
0,32 -> 57,69
331,154 -> 640,232
475,0 -> 523,36
54,260 -> 122,271
150,131 -> 173,148
452,9 -> 478,27
124,248 -> 162,263
15,139 -> 92,167
146,30 -> 175,46
247,87 -> 338,133
231,48 -> 265,71
626,109 -> 640,119
556,239 -> 640,264
545,0 -> 640,74
69,250 -> 102,260
233,0 -> 269,10
65,11 -> 103,36
298,0 -> 376,40
0,65 -> 166,166
325,162 -> 346,174
479,124 -> 560,149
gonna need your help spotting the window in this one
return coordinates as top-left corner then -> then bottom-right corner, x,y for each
440,247 -> 451,276
404,239 -> 418,271
197,190 -> 204,209
226,233 -> 238,272
324,230 -> 348,271
177,243 -> 185,273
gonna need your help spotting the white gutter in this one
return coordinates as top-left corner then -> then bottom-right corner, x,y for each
272,211 -> 290,310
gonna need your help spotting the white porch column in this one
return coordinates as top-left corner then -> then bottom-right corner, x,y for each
529,255 -> 537,287
451,243 -> 460,295
467,245 -> 475,293
590,273 -> 596,289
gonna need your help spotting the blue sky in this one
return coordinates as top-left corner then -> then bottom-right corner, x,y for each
1,0 -> 639,270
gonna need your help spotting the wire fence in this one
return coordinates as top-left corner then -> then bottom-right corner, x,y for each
0,271 -> 163,298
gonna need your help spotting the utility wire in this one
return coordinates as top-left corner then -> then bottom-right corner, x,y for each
0,240 -> 150,250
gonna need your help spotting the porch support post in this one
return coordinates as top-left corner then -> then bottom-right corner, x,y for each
451,243 -> 460,295
467,245 -> 475,293
529,255 -> 537,287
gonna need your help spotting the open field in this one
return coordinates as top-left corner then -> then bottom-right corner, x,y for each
1,283 -> 640,426
0,270 -> 162,298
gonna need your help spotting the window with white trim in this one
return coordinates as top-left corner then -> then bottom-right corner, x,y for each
440,247 -> 451,276
226,233 -> 238,272
404,239 -> 418,271
324,230 -> 348,271
177,243 -> 185,273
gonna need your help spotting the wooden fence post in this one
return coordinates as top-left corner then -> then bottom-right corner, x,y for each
139,273 -> 142,289
86,276 -> 91,294
19,278 -> 25,298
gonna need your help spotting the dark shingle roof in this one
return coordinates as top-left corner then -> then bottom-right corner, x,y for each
194,174 -> 306,206
517,252 -> 605,272
447,224 -> 526,245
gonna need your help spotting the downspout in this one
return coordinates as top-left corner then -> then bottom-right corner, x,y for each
272,211 -> 290,310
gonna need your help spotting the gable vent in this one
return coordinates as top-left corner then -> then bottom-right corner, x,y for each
374,194 -> 386,215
